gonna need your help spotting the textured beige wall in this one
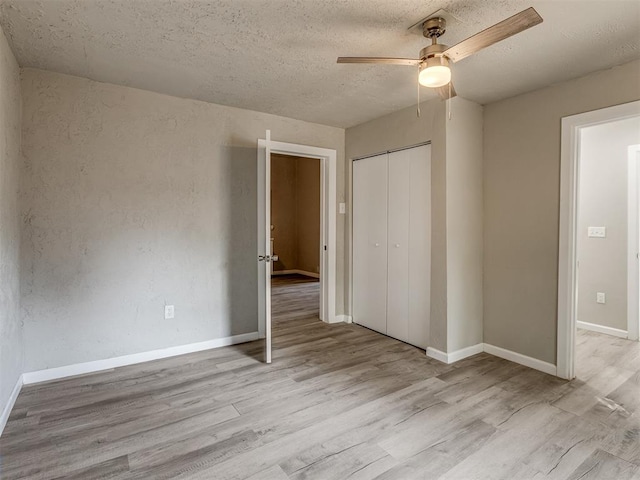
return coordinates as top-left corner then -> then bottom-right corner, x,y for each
484,60 -> 640,364
20,68 -> 344,371
577,117 -> 640,331
271,154 -> 297,271
446,98 -> 484,352
346,98 -> 448,351
0,24 -> 23,414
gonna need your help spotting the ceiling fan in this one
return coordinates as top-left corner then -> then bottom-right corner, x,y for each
337,7 -> 543,100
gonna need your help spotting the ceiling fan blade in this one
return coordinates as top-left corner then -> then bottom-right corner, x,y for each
436,82 -> 457,100
337,57 -> 421,66
443,7 -> 543,63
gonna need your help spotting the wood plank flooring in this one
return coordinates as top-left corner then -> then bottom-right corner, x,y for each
1,274 -> 639,479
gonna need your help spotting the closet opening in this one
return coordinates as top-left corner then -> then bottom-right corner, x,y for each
351,143 -> 431,350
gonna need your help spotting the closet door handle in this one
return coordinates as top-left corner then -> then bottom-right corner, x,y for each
394,243 -> 400,248
374,243 -> 381,247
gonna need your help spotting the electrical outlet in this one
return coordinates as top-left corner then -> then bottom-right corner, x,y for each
596,292 -> 606,304
165,305 -> 175,319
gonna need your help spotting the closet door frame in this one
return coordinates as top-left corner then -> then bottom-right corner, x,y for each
350,142 -> 431,345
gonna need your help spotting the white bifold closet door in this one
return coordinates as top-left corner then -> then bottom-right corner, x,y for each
353,153 -> 388,335
352,144 -> 431,349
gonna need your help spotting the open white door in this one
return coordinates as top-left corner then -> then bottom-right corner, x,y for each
257,130 -> 273,363
629,144 -> 640,341
258,133 -> 337,363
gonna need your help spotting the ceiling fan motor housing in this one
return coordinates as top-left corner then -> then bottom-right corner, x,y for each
420,43 -> 448,63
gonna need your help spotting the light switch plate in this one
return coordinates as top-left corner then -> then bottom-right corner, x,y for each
165,305 -> 175,319
596,292 -> 606,304
588,226 -> 606,238
339,202 -> 346,214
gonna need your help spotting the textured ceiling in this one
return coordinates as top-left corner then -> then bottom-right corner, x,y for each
1,0 -> 639,128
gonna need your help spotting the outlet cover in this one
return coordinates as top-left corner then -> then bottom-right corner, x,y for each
588,226 -> 606,238
165,305 -> 175,319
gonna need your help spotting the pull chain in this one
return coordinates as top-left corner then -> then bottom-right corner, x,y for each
416,71 -> 421,118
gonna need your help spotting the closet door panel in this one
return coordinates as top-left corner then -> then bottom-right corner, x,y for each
408,145 -> 431,349
353,154 -> 388,334
386,149 -> 411,343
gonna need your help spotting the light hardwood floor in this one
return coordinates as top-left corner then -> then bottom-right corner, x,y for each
1,274 -> 639,479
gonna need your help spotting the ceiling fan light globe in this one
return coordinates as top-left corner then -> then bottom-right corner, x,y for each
419,65 -> 451,87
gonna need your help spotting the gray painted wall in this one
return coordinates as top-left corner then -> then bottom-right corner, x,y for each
0,24 -> 23,415
445,98 -> 484,352
20,68 -> 344,372
577,117 -> 640,331
484,59 -> 640,364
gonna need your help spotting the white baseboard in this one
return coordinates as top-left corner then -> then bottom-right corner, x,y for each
426,347 -> 449,363
426,343 -> 483,364
22,332 -> 260,385
271,269 -> 297,275
332,314 -> 352,324
483,343 -> 557,376
448,343 -> 484,363
577,321 -> 628,339
427,343 -> 557,376
272,269 -> 319,279
0,375 -> 23,437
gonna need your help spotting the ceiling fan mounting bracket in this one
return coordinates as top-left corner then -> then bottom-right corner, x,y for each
422,17 -> 446,39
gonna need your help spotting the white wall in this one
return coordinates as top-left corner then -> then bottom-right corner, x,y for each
577,117 -> 640,331
446,98 -> 484,352
0,24 -> 23,415
484,60 -> 640,364
20,68 -> 345,372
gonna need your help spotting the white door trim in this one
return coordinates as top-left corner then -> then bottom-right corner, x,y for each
557,101 -> 640,380
628,144 -> 640,341
258,138 -> 337,330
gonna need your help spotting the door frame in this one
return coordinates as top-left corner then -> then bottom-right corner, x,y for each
628,144 -> 640,342
258,138 -> 338,340
557,100 -> 640,380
